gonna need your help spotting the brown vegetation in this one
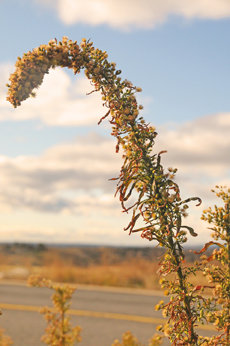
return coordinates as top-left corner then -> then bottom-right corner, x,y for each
0,243 -> 209,290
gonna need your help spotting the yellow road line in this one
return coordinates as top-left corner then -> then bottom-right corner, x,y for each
68,309 -> 163,324
0,303 -> 215,331
1,303 -> 41,313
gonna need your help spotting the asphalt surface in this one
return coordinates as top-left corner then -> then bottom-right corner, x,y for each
0,282 -> 167,345
0,282 -> 214,345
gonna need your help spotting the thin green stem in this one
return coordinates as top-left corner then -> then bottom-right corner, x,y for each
168,234 -> 198,344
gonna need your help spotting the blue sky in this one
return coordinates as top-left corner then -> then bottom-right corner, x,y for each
0,0 -> 229,246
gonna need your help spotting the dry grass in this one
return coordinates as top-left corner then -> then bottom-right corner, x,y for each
0,244 -> 213,291
36,259 -> 161,289
0,261 -> 161,289
0,260 -> 210,291
0,246 -> 161,289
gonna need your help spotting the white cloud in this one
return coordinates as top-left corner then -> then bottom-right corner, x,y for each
154,112 -> 230,201
0,64 -> 105,126
35,0 -> 230,30
0,132 -> 122,214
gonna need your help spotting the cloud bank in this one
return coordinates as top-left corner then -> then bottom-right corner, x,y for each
36,0 -> 230,30
155,112 -> 230,202
0,113 -> 229,216
0,133 -> 121,215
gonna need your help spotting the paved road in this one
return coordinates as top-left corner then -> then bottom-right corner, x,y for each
0,282 -> 214,345
0,282 -> 167,345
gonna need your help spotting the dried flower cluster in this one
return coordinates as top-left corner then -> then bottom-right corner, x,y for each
28,275 -> 81,345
